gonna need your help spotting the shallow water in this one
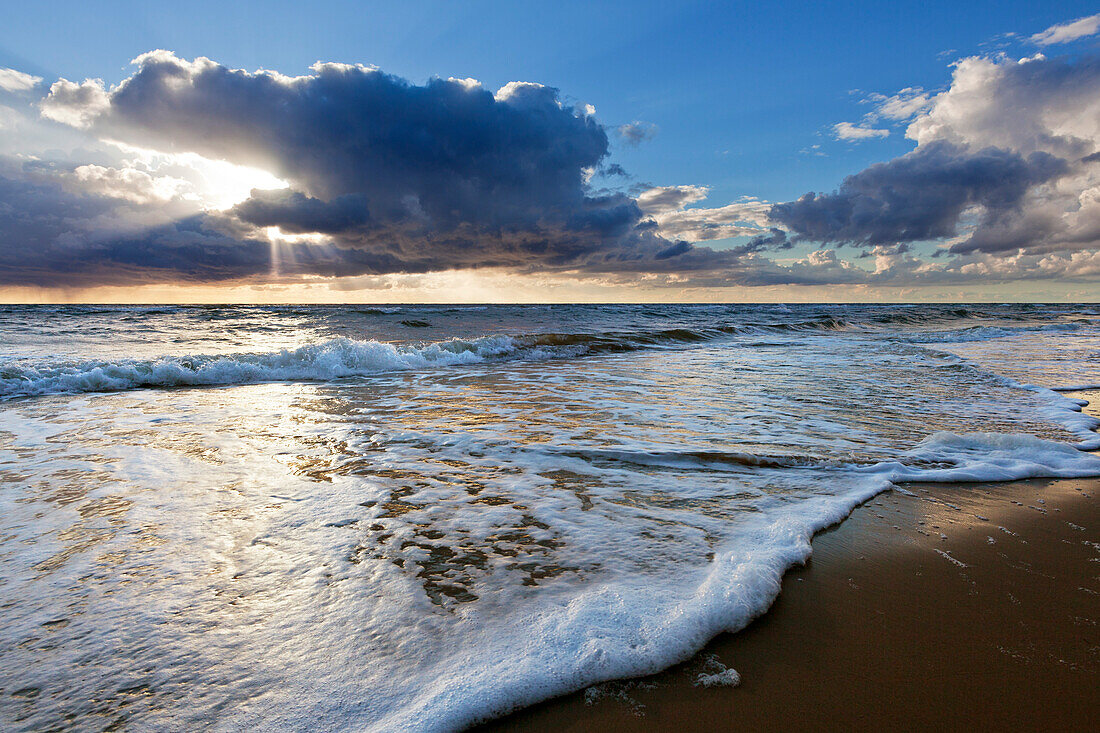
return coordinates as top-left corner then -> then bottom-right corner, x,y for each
1,304 -> 1098,730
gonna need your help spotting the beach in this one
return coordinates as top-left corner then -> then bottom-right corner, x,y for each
1,304 -> 1097,731
5,5 -> 1100,730
482,476 -> 1100,731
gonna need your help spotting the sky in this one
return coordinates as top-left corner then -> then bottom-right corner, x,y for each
1,1 -> 1099,302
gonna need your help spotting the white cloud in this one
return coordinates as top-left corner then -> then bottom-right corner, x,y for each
905,55 -> 1100,158
0,105 -> 17,130
832,121 -> 889,141
39,78 -> 110,128
638,186 -> 771,242
446,77 -> 483,91
494,80 -> 553,104
0,67 -> 42,93
775,48 -> 1100,273
636,184 -> 710,214
867,87 -> 933,121
70,164 -> 192,205
1030,14 -> 1100,46
102,142 -> 290,210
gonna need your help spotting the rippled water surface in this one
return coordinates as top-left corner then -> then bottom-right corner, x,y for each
1,304 -> 1098,730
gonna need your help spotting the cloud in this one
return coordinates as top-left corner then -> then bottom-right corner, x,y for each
233,190 -> 372,234
637,186 -> 772,242
7,47 -> 1100,293
0,159 -> 253,286
0,154 -> 417,287
636,185 -> 710,214
904,54 -> 1100,159
0,67 -> 42,93
774,51 -> 1100,260
830,88 -> 933,144
832,121 -> 890,141
40,78 -> 111,127
771,141 -> 1067,247
68,164 -> 192,205
616,121 -> 658,146
865,87 -> 933,121
40,51 -> 677,274
1030,14 -> 1100,46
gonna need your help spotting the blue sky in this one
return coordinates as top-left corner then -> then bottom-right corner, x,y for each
1,2 -> 1099,301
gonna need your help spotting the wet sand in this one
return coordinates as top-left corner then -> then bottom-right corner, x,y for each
478,477 -> 1100,731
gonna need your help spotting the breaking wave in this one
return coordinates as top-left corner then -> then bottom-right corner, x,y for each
0,320 -> 856,398
0,336 -> 520,398
1,309 -> 1094,398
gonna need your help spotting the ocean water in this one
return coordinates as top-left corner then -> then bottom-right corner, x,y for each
1,303 -> 1098,731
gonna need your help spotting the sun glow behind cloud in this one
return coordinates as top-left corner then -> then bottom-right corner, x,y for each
106,141 -> 289,210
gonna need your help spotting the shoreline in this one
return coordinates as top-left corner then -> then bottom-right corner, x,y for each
477,476 -> 1100,731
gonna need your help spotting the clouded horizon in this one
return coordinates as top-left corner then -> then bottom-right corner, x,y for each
2,4 -> 1100,302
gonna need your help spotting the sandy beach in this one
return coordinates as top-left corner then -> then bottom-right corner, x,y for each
480,476 -> 1100,731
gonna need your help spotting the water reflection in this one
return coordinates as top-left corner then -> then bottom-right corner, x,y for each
0,334 -> 1088,730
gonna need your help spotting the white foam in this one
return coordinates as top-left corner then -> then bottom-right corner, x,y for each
867,432 -> 1100,482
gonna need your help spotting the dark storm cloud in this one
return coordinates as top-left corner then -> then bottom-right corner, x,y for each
233,190 -> 372,234
769,141 -> 1069,249
0,152 -> 666,286
4,148 -> 1095,289
41,52 -> 671,271
0,157 -> 400,286
0,167 -> 267,286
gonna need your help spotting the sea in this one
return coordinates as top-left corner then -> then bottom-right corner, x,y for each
1,303 -> 1098,731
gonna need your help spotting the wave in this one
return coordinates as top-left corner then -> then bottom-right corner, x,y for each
388,431 -> 1100,730
0,316 -> 882,399
900,321 -> 1087,343
552,428 -> 1100,477
2,309 -> 1094,398
0,318 -> 862,398
0,336 -> 520,398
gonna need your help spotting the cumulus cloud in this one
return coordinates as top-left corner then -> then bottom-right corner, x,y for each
0,154 -> 414,287
40,78 -> 111,127
773,51 -> 1100,263
0,67 -> 42,93
831,88 -> 933,143
69,164 -> 192,205
39,51 -> 681,274
636,185 -> 710,214
832,121 -> 890,141
904,55 -> 1100,159
772,141 -> 1067,246
233,190 -> 372,234
1030,14 -> 1100,46
0,157 -> 251,286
